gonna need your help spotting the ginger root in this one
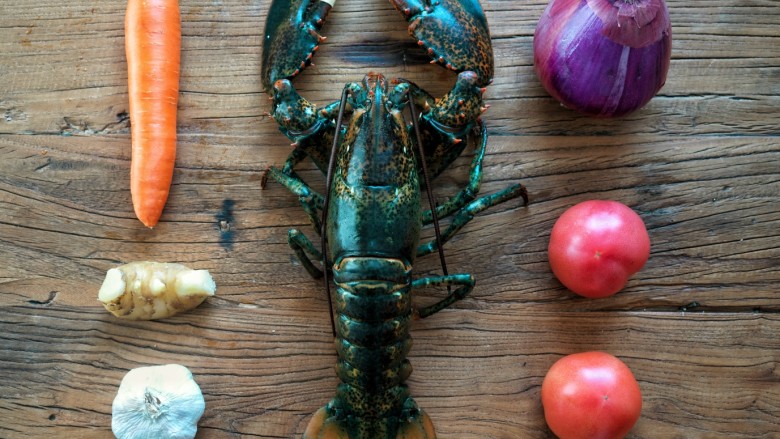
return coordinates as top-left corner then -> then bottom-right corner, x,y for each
98,261 -> 216,320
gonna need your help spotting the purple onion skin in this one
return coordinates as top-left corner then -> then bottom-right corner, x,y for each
534,0 -> 672,117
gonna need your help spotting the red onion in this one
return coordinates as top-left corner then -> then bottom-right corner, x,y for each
533,0 -> 672,117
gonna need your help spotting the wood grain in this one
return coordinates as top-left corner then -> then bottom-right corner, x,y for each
1,0 -> 778,438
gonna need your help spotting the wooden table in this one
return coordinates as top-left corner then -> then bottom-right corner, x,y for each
1,1 -> 778,437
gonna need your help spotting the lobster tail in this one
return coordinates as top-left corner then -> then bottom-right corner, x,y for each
300,255 -> 436,439
303,405 -> 436,439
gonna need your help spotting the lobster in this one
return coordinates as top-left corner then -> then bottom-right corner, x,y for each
261,0 -> 527,437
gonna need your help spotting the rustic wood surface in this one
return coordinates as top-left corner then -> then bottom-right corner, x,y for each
1,0 -> 778,438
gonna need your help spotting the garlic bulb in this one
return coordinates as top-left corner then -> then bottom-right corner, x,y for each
98,261 -> 216,320
112,364 -> 206,439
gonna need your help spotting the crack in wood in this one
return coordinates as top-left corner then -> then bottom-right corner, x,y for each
27,291 -> 58,306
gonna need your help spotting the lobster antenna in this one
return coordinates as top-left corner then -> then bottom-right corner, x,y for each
407,88 -> 450,284
321,86 -> 351,338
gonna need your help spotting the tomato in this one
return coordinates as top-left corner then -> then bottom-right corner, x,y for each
541,352 -> 642,439
548,200 -> 650,298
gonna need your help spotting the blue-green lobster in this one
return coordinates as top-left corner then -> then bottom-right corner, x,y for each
261,1 -> 527,437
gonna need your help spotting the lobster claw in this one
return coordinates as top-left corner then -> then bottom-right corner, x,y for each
390,0 -> 494,86
261,0 -> 333,90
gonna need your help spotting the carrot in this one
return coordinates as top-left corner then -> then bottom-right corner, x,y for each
125,0 -> 181,227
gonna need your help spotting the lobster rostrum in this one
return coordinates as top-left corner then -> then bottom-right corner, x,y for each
261,1 -> 527,438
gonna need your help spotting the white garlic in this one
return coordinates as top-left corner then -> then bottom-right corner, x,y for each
98,261 -> 216,320
112,364 -> 206,439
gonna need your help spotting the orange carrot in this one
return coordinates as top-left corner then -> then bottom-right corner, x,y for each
125,0 -> 181,227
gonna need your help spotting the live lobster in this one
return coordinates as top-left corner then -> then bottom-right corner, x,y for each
261,0 -> 527,437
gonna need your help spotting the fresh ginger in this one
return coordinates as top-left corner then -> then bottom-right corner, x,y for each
98,261 -> 216,320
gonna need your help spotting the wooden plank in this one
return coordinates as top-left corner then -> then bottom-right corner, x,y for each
1,134 -> 778,311
0,305 -> 777,438
2,1 -> 779,136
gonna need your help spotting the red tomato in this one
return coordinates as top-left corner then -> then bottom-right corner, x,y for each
542,352 -> 642,439
548,200 -> 650,298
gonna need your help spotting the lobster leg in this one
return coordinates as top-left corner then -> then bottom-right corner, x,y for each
288,228 -> 325,279
264,82 -> 356,239
421,122 -> 487,225
421,124 -> 529,225
412,273 -> 475,318
262,148 -> 306,195
264,166 -> 325,233
280,146 -> 310,176
417,183 -> 528,258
